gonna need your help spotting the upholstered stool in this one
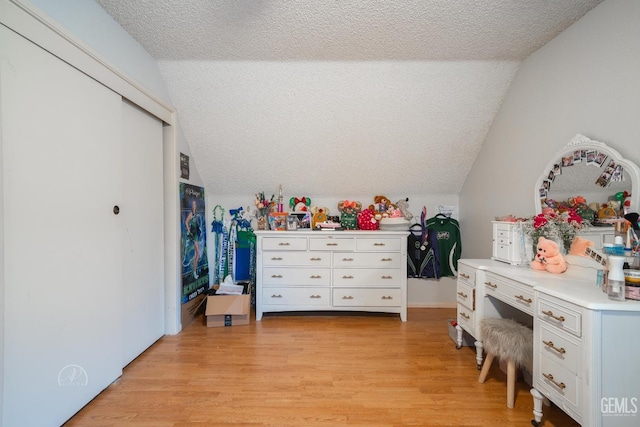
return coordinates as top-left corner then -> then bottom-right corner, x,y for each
478,318 -> 533,408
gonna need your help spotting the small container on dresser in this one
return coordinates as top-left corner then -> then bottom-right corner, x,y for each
492,221 -> 526,265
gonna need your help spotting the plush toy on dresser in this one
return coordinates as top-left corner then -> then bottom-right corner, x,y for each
530,236 -> 567,274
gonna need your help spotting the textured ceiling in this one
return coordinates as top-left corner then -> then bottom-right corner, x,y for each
96,0 -> 603,198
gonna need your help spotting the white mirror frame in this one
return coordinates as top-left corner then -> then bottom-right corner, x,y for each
534,134 -> 640,215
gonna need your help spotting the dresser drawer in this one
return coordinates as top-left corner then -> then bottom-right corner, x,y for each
262,287 -> 331,306
309,237 -> 355,251
262,267 -> 331,286
456,303 -> 475,332
333,288 -> 401,307
456,281 -> 475,310
263,251 -> 331,267
483,273 -> 534,314
333,268 -> 402,287
262,237 -> 308,251
356,237 -> 401,252
332,252 -> 402,268
457,265 -> 475,288
537,355 -> 580,412
495,223 -> 513,239
537,295 -> 582,338
539,323 -> 580,375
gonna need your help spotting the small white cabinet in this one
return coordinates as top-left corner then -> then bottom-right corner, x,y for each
256,231 -> 408,321
492,221 -> 526,265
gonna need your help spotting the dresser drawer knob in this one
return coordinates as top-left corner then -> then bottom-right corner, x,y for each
381,257 -> 393,262
310,275 -> 322,279
373,242 -> 386,246
542,373 -> 566,390
278,242 -> 290,246
271,274 -> 283,278
270,294 -> 283,298
342,295 -> 354,300
484,281 -> 497,289
460,273 -> 470,279
541,310 -> 565,322
381,295 -> 393,300
326,243 -> 338,246
457,291 -> 468,298
542,340 -> 566,355
310,295 -> 322,299
270,257 -> 283,261
381,275 -> 393,279
310,257 -> 322,261
515,295 -> 532,304
342,275 -> 354,279
342,257 -> 354,262
460,312 -> 470,320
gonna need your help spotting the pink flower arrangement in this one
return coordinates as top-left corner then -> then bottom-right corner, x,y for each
522,209 -> 588,252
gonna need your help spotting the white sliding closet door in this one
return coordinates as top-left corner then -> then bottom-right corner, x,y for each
121,100 -> 165,367
1,26 -> 123,426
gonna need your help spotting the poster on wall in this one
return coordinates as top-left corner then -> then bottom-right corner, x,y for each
180,183 -> 209,304
180,153 -> 190,180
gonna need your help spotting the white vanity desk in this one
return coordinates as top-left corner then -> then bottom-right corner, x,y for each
457,258 -> 640,427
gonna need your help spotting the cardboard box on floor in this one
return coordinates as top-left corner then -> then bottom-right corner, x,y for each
204,285 -> 251,327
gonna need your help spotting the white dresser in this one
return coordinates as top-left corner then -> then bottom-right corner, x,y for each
255,230 -> 408,321
457,259 -> 640,427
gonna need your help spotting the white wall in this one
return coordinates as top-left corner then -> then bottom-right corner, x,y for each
460,0 -> 640,259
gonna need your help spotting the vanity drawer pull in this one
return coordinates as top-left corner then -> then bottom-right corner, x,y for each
460,312 -> 470,320
270,294 -> 283,298
460,273 -> 470,279
457,291 -> 468,298
484,281 -> 497,289
381,275 -> 393,279
271,274 -> 283,278
342,275 -> 354,279
342,257 -> 354,261
278,242 -> 290,246
515,295 -> 533,304
309,275 -> 322,279
542,340 -> 566,355
542,373 -> 566,390
270,257 -> 283,261
342,295 -> 354,300
542,310 -> 565,322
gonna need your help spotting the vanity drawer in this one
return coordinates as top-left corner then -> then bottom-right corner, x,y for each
483,273 -> 534,315
457,303 -> 475,331
262,267 -> 331,286
333,268 -> 402,287
262,237 -> 308,251
457,265 -> 475,288
333,288 -> 401,307
332,252 -> 402,268
537,355 -> 580,412
456,281 -> 475,310
356,238 -> 401,252
309,237 -> 355,251
539,323 -> 580,375
262,287 -> 331,306
263,251 -> 331,267
537,294 -> 582,338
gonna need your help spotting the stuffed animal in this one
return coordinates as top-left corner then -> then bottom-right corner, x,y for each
395,198 -> 414,221
530,236 -> 567,274
568,236 -> 594,257
368,195 -> 397,220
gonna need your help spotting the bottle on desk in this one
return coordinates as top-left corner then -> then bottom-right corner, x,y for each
607,255 -> 626,301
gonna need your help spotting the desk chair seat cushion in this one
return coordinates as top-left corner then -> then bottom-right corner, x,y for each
480,318 -> 533,371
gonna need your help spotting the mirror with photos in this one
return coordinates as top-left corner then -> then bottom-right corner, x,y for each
534,134 -> 640,222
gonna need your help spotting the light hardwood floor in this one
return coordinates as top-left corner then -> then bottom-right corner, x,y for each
65,308 -> 579,426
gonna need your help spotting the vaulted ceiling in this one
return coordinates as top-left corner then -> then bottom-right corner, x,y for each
96,0 -> 603,198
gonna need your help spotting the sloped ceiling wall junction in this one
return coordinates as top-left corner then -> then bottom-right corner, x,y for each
96,0 -> 602,198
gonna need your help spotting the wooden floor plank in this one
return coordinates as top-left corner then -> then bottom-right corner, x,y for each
64,308 -> 579,426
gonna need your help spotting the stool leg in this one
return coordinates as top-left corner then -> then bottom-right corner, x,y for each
478,353 -> 495,383
507,359 -> 516,408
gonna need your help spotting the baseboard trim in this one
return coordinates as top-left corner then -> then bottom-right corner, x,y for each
408,303 -> 456,309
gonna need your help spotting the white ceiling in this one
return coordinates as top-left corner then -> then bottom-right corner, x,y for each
96,0 -> 603,198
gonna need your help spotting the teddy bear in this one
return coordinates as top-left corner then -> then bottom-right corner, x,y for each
368,195 -> 397,220
530,236 -> 567,274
